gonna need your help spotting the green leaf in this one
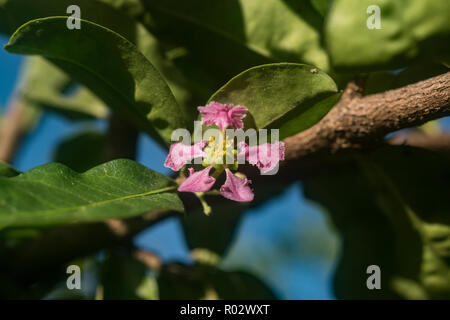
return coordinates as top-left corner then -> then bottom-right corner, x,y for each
142,0 -> 329,94
209,63 -> 338,139
133,24 -> 199,115
304,147 -> 450,299
19,57 -> 107,120
325,0 -> 450,72
0,0 -> 193,121
0,159 -> 183,227
0,161 -> 20,177
5,17 -> 190,145
54,131 -> 107,172
311,0 -> 331,17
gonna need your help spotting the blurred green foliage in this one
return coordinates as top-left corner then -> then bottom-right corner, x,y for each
0,0 -> 448,300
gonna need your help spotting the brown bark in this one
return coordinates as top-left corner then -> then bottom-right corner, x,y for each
284,72 -> 450,160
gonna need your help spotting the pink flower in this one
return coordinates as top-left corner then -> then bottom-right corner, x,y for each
198,101 -> 247,130
165,101 -> 286,208
220,169 -> 254,202
178,166 -> 216,193
239,141 -> 285,174
164,141 -> 206,171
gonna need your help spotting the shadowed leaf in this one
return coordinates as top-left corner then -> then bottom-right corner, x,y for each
0,161 -> 20,177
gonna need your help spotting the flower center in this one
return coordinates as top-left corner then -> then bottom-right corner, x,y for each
202,134 -> 237,169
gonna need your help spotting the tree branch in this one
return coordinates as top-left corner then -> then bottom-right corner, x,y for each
389,131 -> 450,155
284,72 -> 450,160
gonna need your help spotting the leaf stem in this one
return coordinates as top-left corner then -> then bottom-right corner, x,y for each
195,192 -> 212,215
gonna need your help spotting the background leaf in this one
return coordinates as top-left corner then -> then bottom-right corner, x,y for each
325,0 -> 450,72
303,147 -> 450,299
19,57 -> 107,120
0,159 -> 183,227
142,0 -> 329,97
5,17 -> 191,144
53,131 -> 108,172
209,63 -> 338,139
0,0 -> 196,121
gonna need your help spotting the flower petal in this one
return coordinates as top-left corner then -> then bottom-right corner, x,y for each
164,141 -> 206,171
178,166 -> 215,193
236,141 -> 248,164
198,101 -> 247,130
227,105 -> 247,129
246,141 -> 285,174
220,169 -> 254,202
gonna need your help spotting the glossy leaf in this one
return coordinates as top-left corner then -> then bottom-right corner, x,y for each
0,159 -> 183,227
325,0 -> 450,72
209,63 -> 338,139
5,17 -> 190,145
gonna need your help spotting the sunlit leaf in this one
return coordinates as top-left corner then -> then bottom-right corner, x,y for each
0,159 -> 183,226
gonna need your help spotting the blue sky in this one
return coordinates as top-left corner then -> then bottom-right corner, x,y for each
1,34 -> 339,299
